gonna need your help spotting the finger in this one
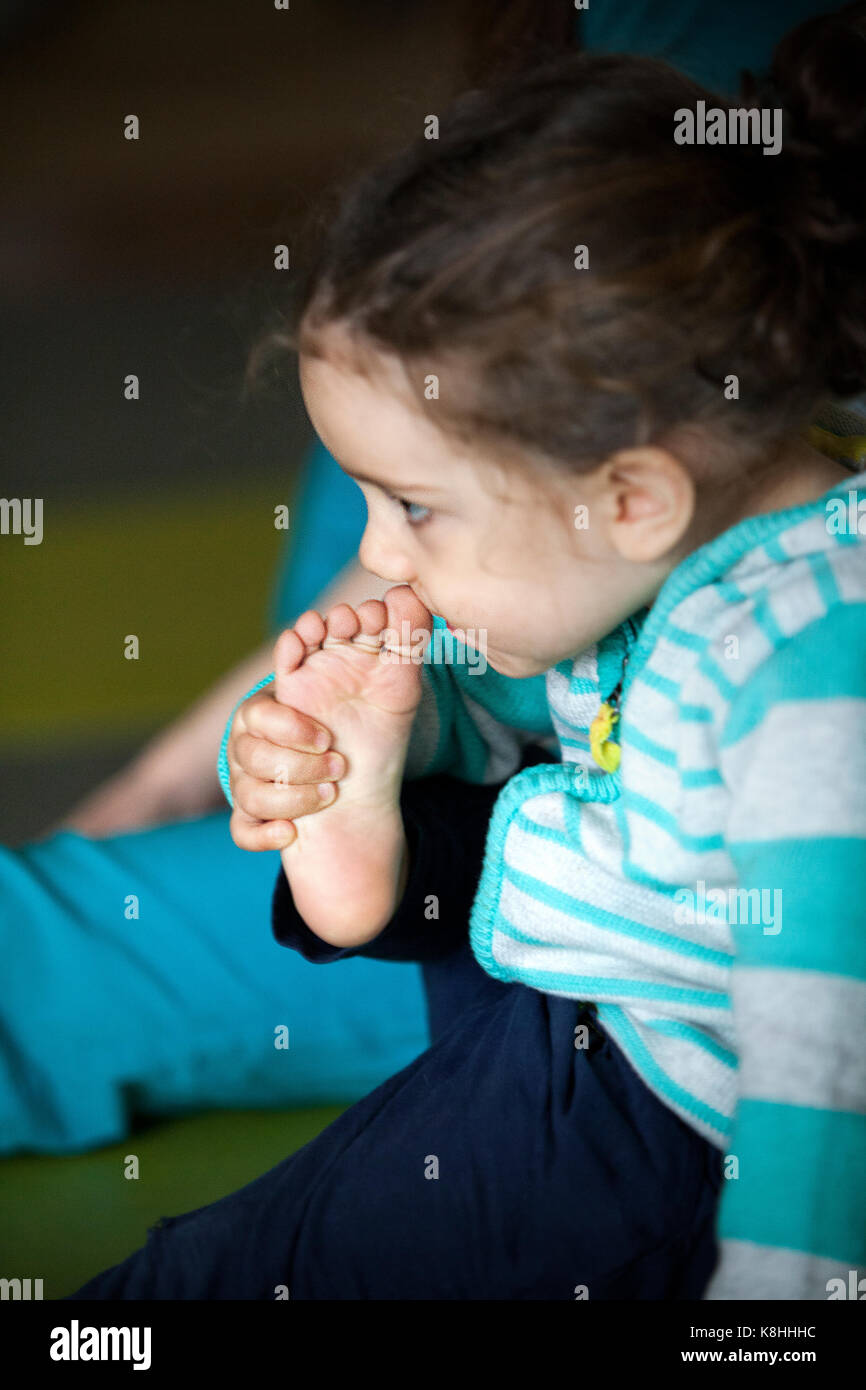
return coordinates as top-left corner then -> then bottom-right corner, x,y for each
240,691 -> 333,752
231,733 -> 345,784
230,807 -> 297,852
232,770 -> 337,823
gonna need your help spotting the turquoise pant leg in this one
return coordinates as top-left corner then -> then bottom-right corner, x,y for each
1,445 -> 427,1156
0,813 -> 429,1155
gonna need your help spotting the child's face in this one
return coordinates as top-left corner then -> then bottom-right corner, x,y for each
299,327 -> 673,677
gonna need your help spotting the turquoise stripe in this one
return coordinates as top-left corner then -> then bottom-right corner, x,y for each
557,731 -> 590,749
763,534 -> 788,565
563,791 -> 583,849
622,857 -> 688,896
697,650 -> 738,702
720,603 -> 866,747
680,766 -> 724,788
808,550 -> 840,609
614,789 -> 632,857
491,942 -> 731,1009
636,666 -> 680,701
620,488 -> 841,709
716,580 -> 749,605
502,862 -> 734,967
644,1016 -> 738,1068
661,623 -> 709,652
751,593 -> 785,649
726,837 -> 866,977
623,722 -> 677,767
717,1099 -> 866,1264
830,525 -> 861,548
679,703 -> 714,722
568,675 -> 597,694
626,791 -> 725,851
513,807 -> 571,848
595,1004 -> 733,1137
468,757 -> 590,988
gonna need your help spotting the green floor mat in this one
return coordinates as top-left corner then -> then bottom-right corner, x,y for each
0,484 -> 291,752
0,1104 -> 347,1298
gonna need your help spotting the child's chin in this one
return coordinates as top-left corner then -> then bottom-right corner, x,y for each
451,631 -> 550,678
484,651 -> 546,678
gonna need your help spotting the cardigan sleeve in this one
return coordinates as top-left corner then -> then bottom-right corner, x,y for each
704,602 -> 866,1299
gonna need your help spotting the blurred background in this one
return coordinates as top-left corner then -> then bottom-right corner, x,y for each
0,0 -> 482,843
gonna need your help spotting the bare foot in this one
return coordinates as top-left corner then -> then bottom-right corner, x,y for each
273,584 -> 433,945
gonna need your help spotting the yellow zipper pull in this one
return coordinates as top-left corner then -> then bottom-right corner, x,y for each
589,701 -> 621,772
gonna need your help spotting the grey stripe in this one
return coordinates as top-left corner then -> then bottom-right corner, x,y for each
732,969 -> 866,1112
704,1239 -> 866,1300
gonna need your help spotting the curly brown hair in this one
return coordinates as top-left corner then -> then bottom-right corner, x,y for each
252,2 -> 866,487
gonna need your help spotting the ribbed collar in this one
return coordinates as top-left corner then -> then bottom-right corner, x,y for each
621,467 -> 866,705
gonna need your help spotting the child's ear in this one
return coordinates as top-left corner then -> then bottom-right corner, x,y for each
604,447 -> 695,563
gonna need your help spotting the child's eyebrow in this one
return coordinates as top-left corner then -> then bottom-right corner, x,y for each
342,467 -> 441,495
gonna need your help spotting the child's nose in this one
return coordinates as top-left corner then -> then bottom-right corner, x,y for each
359,527 -> 414,587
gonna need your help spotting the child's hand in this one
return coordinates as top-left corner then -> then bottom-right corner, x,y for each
227,680 -> 344,852
242,588 -> 432,943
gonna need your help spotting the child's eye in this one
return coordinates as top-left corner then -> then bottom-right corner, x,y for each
395,497 -> 432,528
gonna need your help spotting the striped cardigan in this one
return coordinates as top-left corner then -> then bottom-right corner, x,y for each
219,421 -> 866,1301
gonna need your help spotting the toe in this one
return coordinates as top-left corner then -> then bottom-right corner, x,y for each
325,603 -> 360,641
383,585 -> 434,647
273,626 -> 307,676
354,599 -> 388,635
294,609 -> 326,649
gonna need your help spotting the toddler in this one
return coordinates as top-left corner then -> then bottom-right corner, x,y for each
71,2 -> 866,1300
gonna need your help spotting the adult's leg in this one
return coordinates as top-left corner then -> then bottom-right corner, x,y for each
0,812 -> 428,1155
67,971 -> 722,1300
268,438 -> 368,635
0,439 -> 421,1156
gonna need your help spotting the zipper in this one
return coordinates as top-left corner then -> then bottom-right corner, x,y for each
588,617 -> 637,772
608,615 -> 639,710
